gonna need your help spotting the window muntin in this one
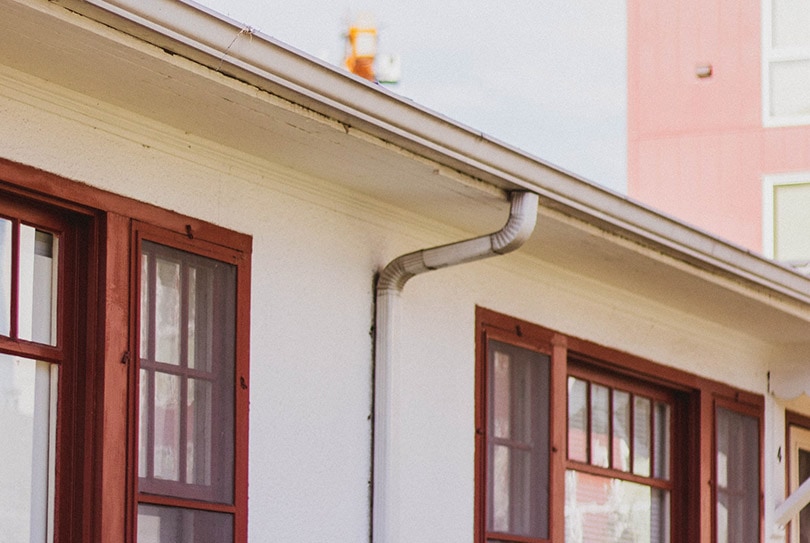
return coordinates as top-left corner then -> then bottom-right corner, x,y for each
486,340 -> 550,541
137,240 -> 236,505
566,375 -> 671,480
715,406 -> 760,543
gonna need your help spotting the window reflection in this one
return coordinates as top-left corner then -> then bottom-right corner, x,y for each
18,226 -> 58,346
565,470 -> 669,543
0,218 -> 10,337
0,354 -> 58,543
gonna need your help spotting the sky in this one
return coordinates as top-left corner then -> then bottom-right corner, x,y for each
197,1 -> 628,193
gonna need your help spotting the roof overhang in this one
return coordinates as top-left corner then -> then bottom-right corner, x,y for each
3,0 -> 810,362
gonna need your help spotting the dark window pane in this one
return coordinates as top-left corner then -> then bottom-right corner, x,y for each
799,447 -> 810,541
137,504 -> 233,543
139,241 -> 236,503
487,340 -> 549,539
653,401 -> 670,480
716,407 -> 759,543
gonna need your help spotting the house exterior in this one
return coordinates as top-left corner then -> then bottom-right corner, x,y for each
3,1 -> 810,542
627,0 -> 810,264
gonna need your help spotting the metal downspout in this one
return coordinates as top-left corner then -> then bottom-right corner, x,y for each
372,191 -> 539,543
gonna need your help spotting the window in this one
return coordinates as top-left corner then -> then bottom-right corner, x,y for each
484,340 -> 550,540
135,231 -> 244,543
785,413 -> 810,543
0,192 -> 93,542
762,172 -> 810,267
566,367 -> 673,543
763,0 -> 810,125
0,161 -> 251,542
714,403 -> 760,543
475,308 -> 763,543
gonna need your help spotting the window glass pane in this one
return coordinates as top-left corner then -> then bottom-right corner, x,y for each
487,340 -> 549,539
568,377 -> 588,463
154,372 -> 181,481
634,396 -> 652,477
155,257 -> 181,366
139,368 -> 150,479
188,267 -> 213,372
493,351 -> 512,440
653,402 -> 670,480
187,378 -> 212,486
772,0 -> 810,48
140,241 -> 236,503
591,384 -> 610,468
770,60 -> 810,117
137,504 -> 233,543
565,470 -> 670,543
612,390 -> 631,472
492,444 -> 511,533
773,182 -> 810,262
0,218 -> 10,337
141,254 -> 150,360
18,226 -> 57,346
716,407 -> 759,543
0,354 -> 57,543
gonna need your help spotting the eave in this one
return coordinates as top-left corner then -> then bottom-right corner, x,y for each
2,0 -> 810,347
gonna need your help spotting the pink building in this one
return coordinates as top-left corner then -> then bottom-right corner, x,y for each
628,0 -> 810,265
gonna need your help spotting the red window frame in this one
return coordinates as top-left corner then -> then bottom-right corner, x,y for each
712,396 -> 763,543
0,187 -> 100,542
475,306 -> 764,543
566,360 -> 677,488
0,158 -> 251,543
132,221 -> 249,539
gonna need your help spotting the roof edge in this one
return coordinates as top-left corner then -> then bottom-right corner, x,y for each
49,0 -> 810,307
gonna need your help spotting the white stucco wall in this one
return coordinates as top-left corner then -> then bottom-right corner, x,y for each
0,64 -> 790,541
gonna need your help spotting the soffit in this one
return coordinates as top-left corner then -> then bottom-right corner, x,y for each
3,0 -> 810,345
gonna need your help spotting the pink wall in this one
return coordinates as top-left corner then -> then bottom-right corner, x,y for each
627,0 -> 810,252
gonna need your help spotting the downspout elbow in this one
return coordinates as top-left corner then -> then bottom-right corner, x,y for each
376,191 -> 539,295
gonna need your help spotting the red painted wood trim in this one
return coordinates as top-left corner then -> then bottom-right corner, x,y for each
96,212 -> 132,543
0,159 -> 251,543
475,307 -> 764,543
549,335 -> 566,543
0,337 -> 62,362
132,220 -> 251,542
0,158 -> 252,254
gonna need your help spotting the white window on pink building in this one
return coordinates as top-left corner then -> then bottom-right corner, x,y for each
762,172 -> 810,267
763,0 -> 810,125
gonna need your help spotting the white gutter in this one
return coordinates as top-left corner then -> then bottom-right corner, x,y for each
372,191 -> 538,543
52,0 -> 810,308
